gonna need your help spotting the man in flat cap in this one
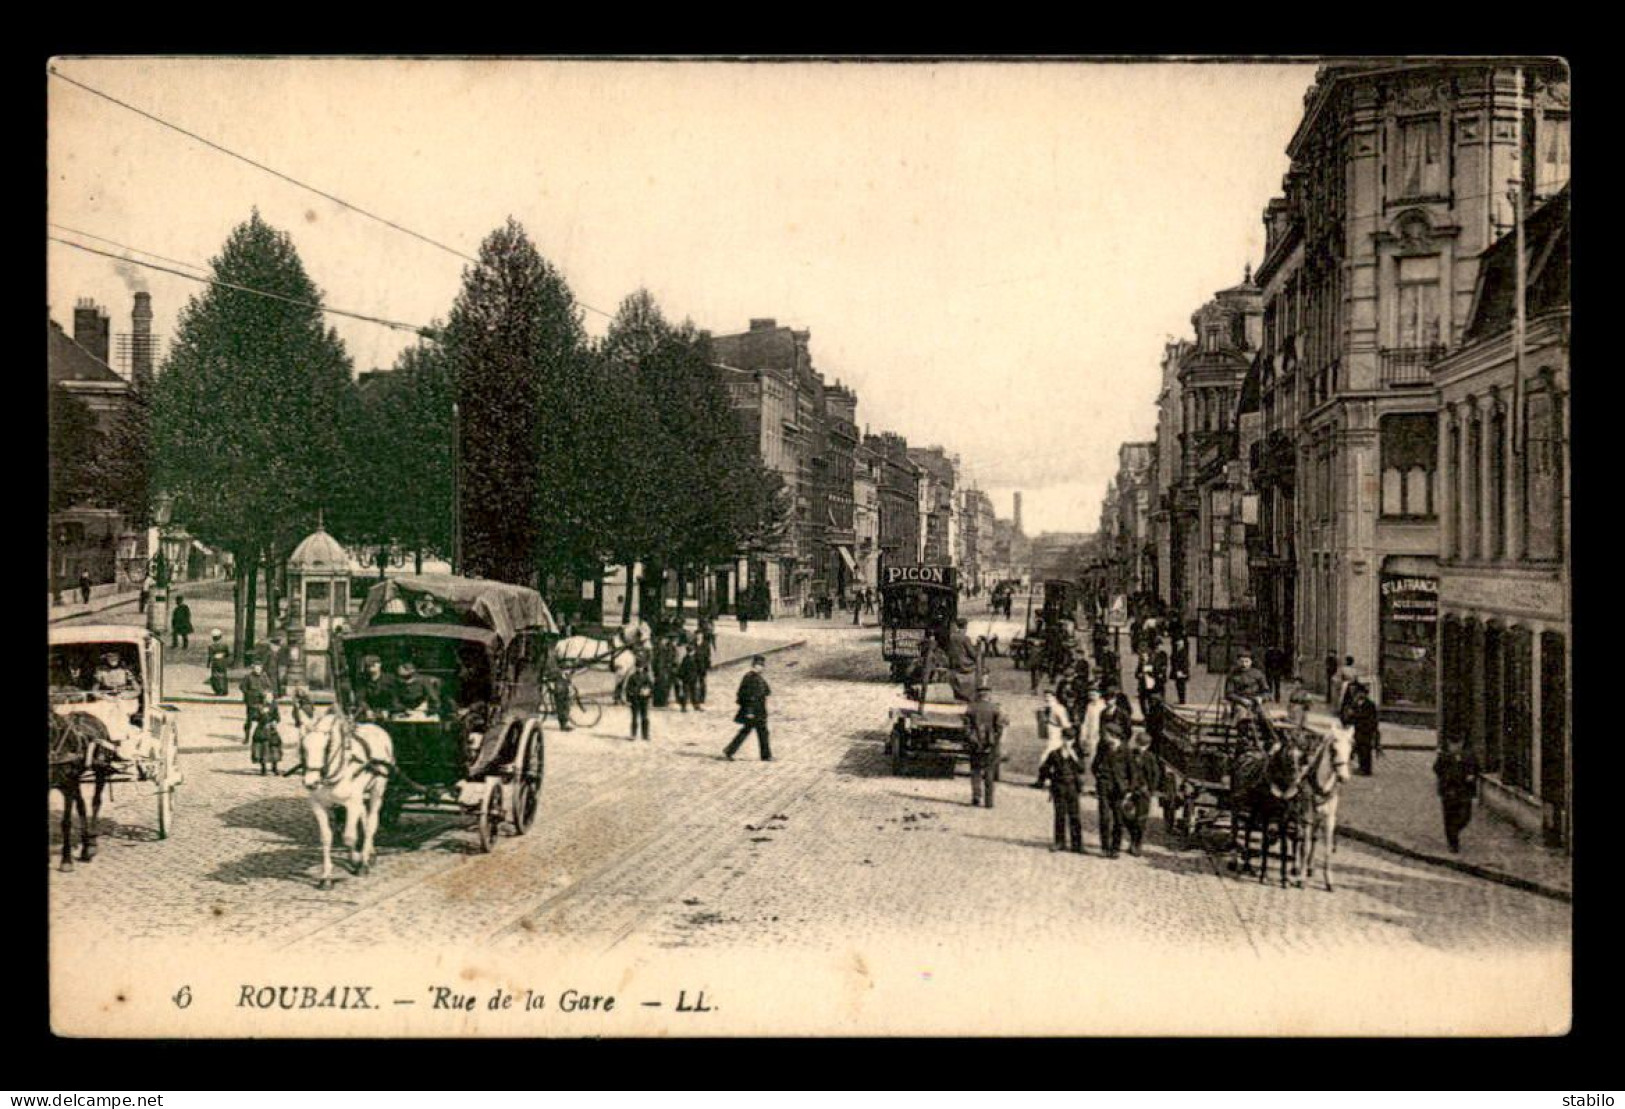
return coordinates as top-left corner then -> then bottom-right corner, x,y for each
965,676 -> 1006,809
393,660 -> 441,717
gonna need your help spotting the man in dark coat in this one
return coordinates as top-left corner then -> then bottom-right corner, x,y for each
689,627 -> 712,710
1036,725 -> 1085,853
1341,681 -> 1381,775
1224,651 -> 1271,714
539,649 -> 573,732
1092,722 -> 1131,858
1433,736 -> 1479,853
79,570 -> 93,605
674,642 -> 696,712
240,659 -> 275,746
945,617 -> 980,701
355,655 -> 397,721
1099,679 -> 1135,739
965,679 -> 1006,809
723,656 -> 773,761
625,658 -> 654,741
393,661 -> 441,716
170,595 -> 193,651
651,634 -> 675,708
1170,636 -> 1190,703
1122,729 -> 1162,856
1263,645 -> 1289,702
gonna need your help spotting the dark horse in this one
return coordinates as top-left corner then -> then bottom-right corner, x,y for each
48,709 -> 118,872
1227,715 -> 1304,887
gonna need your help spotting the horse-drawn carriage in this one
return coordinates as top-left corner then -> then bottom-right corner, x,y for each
48,626 -> 183,866
1155,695 -> 1354,889
333,574 -> 557,851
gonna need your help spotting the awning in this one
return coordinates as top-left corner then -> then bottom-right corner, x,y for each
836,546 -> 857,573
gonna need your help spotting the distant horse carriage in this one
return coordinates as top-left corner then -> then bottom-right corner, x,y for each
48,626 -> 183,870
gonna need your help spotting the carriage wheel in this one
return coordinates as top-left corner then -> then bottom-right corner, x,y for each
510,731 -> 543,836
154,730 -> 175,839
569,686 -> 602,729
476,782 -> 501,854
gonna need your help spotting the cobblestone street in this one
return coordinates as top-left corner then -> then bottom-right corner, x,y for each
50,618 -> 1570,967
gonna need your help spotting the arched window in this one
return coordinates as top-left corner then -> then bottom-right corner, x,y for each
1381,413 -> 1437,518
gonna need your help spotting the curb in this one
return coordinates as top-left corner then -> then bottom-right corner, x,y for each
48,595 -> 140,624
157,640 -> 810,704
709,639 -> 807,670
1337,825 -> 1572,904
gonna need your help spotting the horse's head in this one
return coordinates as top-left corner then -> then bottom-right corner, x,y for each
1324,724 -> 1355,784
297,709 -> 341,790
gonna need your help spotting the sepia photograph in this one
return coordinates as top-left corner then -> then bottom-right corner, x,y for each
45,55 -> 1572,1038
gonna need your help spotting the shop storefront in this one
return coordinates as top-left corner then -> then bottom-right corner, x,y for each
1378,556 -> 1438,711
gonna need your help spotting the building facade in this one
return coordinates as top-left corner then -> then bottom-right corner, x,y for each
908,446 -> 959,568
1433,185 -> 1569,848
867,431 -> 921,577
1151,339 -> 1192,613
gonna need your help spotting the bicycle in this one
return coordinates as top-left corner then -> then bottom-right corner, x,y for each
565,674 -> 603,729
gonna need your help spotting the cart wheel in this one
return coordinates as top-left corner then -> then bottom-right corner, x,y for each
511,731 -> 543,835
569,686 -> 602,729
890,723 -> 907,774
155,729 -> 175,839
477,782 -> 502,854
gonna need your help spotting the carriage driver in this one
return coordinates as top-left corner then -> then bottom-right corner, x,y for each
94,650 -> 138,695
393,660 -> 441,717
355,655 -> 396,722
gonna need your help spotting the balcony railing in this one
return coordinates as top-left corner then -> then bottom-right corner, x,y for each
1380,345 -> 1446,388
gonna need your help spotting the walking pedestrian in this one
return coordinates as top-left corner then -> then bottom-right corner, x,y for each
1433,735 -> 1480,853
264,635 -> 286,697
1092,722 -> 1130,858
1121,728 -> 1161,857
138,574 -> 151,615
1035,718 -> 1085,853
1264,645 -> 1288,702
1134,649 -> 1156,721
1341,681 -> 1380,775
690,626 -> 711,710
723,656 -> 773,761
78,570 -> 93,606
965,678 -> 1006,809
240,659 -> 274,747
206,629 -> 231,696
1171,636 -> 1190,704
1324,653 -> 1340,707
625,658 -> 653,741
170,595 -> 192,651
1077,687 -> 1105,795
674,641 -> 696,712
652,633 -> 675,709
1336,655 -> 1361,716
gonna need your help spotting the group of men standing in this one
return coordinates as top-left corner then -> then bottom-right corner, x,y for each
622,619 -> 715,742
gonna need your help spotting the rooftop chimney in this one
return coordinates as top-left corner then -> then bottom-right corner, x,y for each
131,292 -> 154,385
749,318 -> 777,331
73,298 -> 111,366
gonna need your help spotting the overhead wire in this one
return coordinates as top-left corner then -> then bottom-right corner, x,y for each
48,65 -> 625,321
49,236 -> 436,337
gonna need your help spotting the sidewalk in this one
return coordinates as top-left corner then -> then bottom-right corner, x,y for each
1104,644 -> 1572,903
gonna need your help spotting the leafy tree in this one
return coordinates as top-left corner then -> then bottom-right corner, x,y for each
339,337 -> 454,575
48,384 -> 101,514
444,219 -> 587,586
150,210 -> 356,660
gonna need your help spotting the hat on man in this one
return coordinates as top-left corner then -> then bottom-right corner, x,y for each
1289,687 -> 1316,706
210,628 -> 223,639
1102,719 -> 1129,741
397,660 -> 417,677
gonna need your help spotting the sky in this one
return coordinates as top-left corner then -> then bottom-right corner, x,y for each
47,58 -> 1318,536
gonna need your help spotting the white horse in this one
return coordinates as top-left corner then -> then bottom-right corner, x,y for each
1294,723 -> 1355,892
295,709 -> 395,891
554,626 -> 641,699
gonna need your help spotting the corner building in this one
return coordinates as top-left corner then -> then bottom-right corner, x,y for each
1269,60 -> 1569,720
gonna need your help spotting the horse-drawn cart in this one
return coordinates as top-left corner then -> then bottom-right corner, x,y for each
49,626 -> 183,859
1154,704 -> 1244,840
885,681 -> 997,778
334,575 -> 558,852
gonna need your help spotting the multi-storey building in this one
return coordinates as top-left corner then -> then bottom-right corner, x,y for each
908,446 -> 959,567
853,439 -> 883,596
824,381 -> 860,603
1433,184 -> 1569,847
714,317 -> 849,617
1174,276 -> 1263,666
866,431 -> 921,576
1273,60 -> 1568,718
1151,339 -> 1192,613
